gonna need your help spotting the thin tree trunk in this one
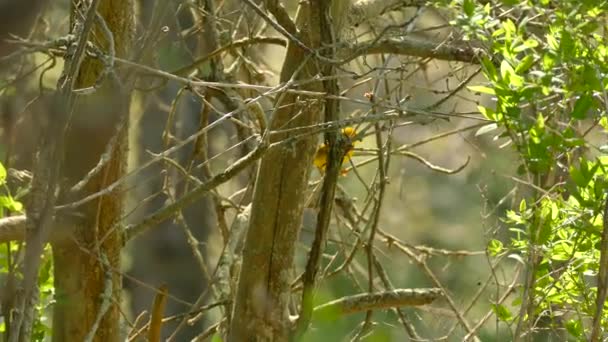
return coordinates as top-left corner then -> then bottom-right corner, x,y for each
229,2 -> 327,340
51,1 -> 134,341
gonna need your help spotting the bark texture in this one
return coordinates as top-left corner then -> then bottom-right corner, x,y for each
51,1 -> 134,341
229,2 -> 330,341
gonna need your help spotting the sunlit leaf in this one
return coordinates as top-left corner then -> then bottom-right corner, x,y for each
515,55 -> 535,74
475,123 -> 498,136
571,94 -> 593,120
0,163 -> 6,185
488,239 -> 504,256
0,196 -> 22,212
468,85 -> 496,95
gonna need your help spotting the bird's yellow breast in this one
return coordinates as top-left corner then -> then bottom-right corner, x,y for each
313,127 -> 359,174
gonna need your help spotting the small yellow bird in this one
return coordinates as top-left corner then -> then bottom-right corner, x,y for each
313,126 -> 359,175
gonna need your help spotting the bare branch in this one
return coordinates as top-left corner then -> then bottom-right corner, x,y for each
83,254 -> 113,342
591,196 -> 608,341
464,265 -> 522,341
263,0 -> 298,35
313,288 -> 442,317
296,1 -> 342,337
373,255 -> 421,339
124,136 -> 266,241
9,0 -> 104,339
171,37 -> 286,77
0,215 -> 26,242
342,37 -> 480,64
346,0 -> 427,28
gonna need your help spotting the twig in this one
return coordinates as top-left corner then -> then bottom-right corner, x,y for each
124,136 -> 266,241
372,254 -> 421,339
591,196 -> 608,341
116,56 -> 325,96
171,36 -> 286,77
8,0 -> 102,340
169,207 -> 253,342
359,62 -> 394,338
69,116 -> 127,194
295,1 -> 341,338
344,0 -> 426,28
444,255 -> 506,338
211,204 -> 251,328
378,231 -> 480,341
84,254 -> 113,342
126,310 -> 149,341
463,265 -> 522,341
513,242 -> 540,340
427,67 -> 482,109
55,80 -> 298,212
242,0 -> 308,54
349,150 -> 470,175
128,301 -> 229,342
191,320 -> 222,342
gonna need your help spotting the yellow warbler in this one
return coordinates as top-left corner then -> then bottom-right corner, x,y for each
313,127 -> 359,175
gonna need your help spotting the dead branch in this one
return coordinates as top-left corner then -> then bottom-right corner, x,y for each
0,215 -> 26,242
313,288 -> 442,317
342,37 -> 480,64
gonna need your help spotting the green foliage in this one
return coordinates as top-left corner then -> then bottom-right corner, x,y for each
211,333 -> 224,342
492,303 -> 513,322
447,0 -> 608,337
0,162 -> 52,341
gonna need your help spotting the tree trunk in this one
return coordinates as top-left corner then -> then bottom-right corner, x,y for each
229,2 -> 327,341
51,1 -> 134,341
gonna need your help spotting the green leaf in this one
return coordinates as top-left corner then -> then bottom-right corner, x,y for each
506,210 -> 523,224
552,243 -> 573,261
500,60 -> 514,80
570,166 -> 589,188
560,30 -> 575,58
477,105 -> 498,121
468,85 -> 495,95
542,53 -> 556,70
211,334 -> 224,342
515,55 -> 535,74
0,163 -> 6,185
488,239 -> 504,256
536,114 -> 545,130
538,220 -> 552,245
491,303 -> 513,322
599,116 -> 608,131
475,123 -> 498,136
502,19 -> 516,39
523,38 -> 539,49
571,94 -> 593,120
529,126 -> 542,144
546,32 -> 559,51
463,0 -> 475,16
481,56 -> 498,81
513,38 -> 539,53
565,319 -> 583,338
0,196 -> 23,212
